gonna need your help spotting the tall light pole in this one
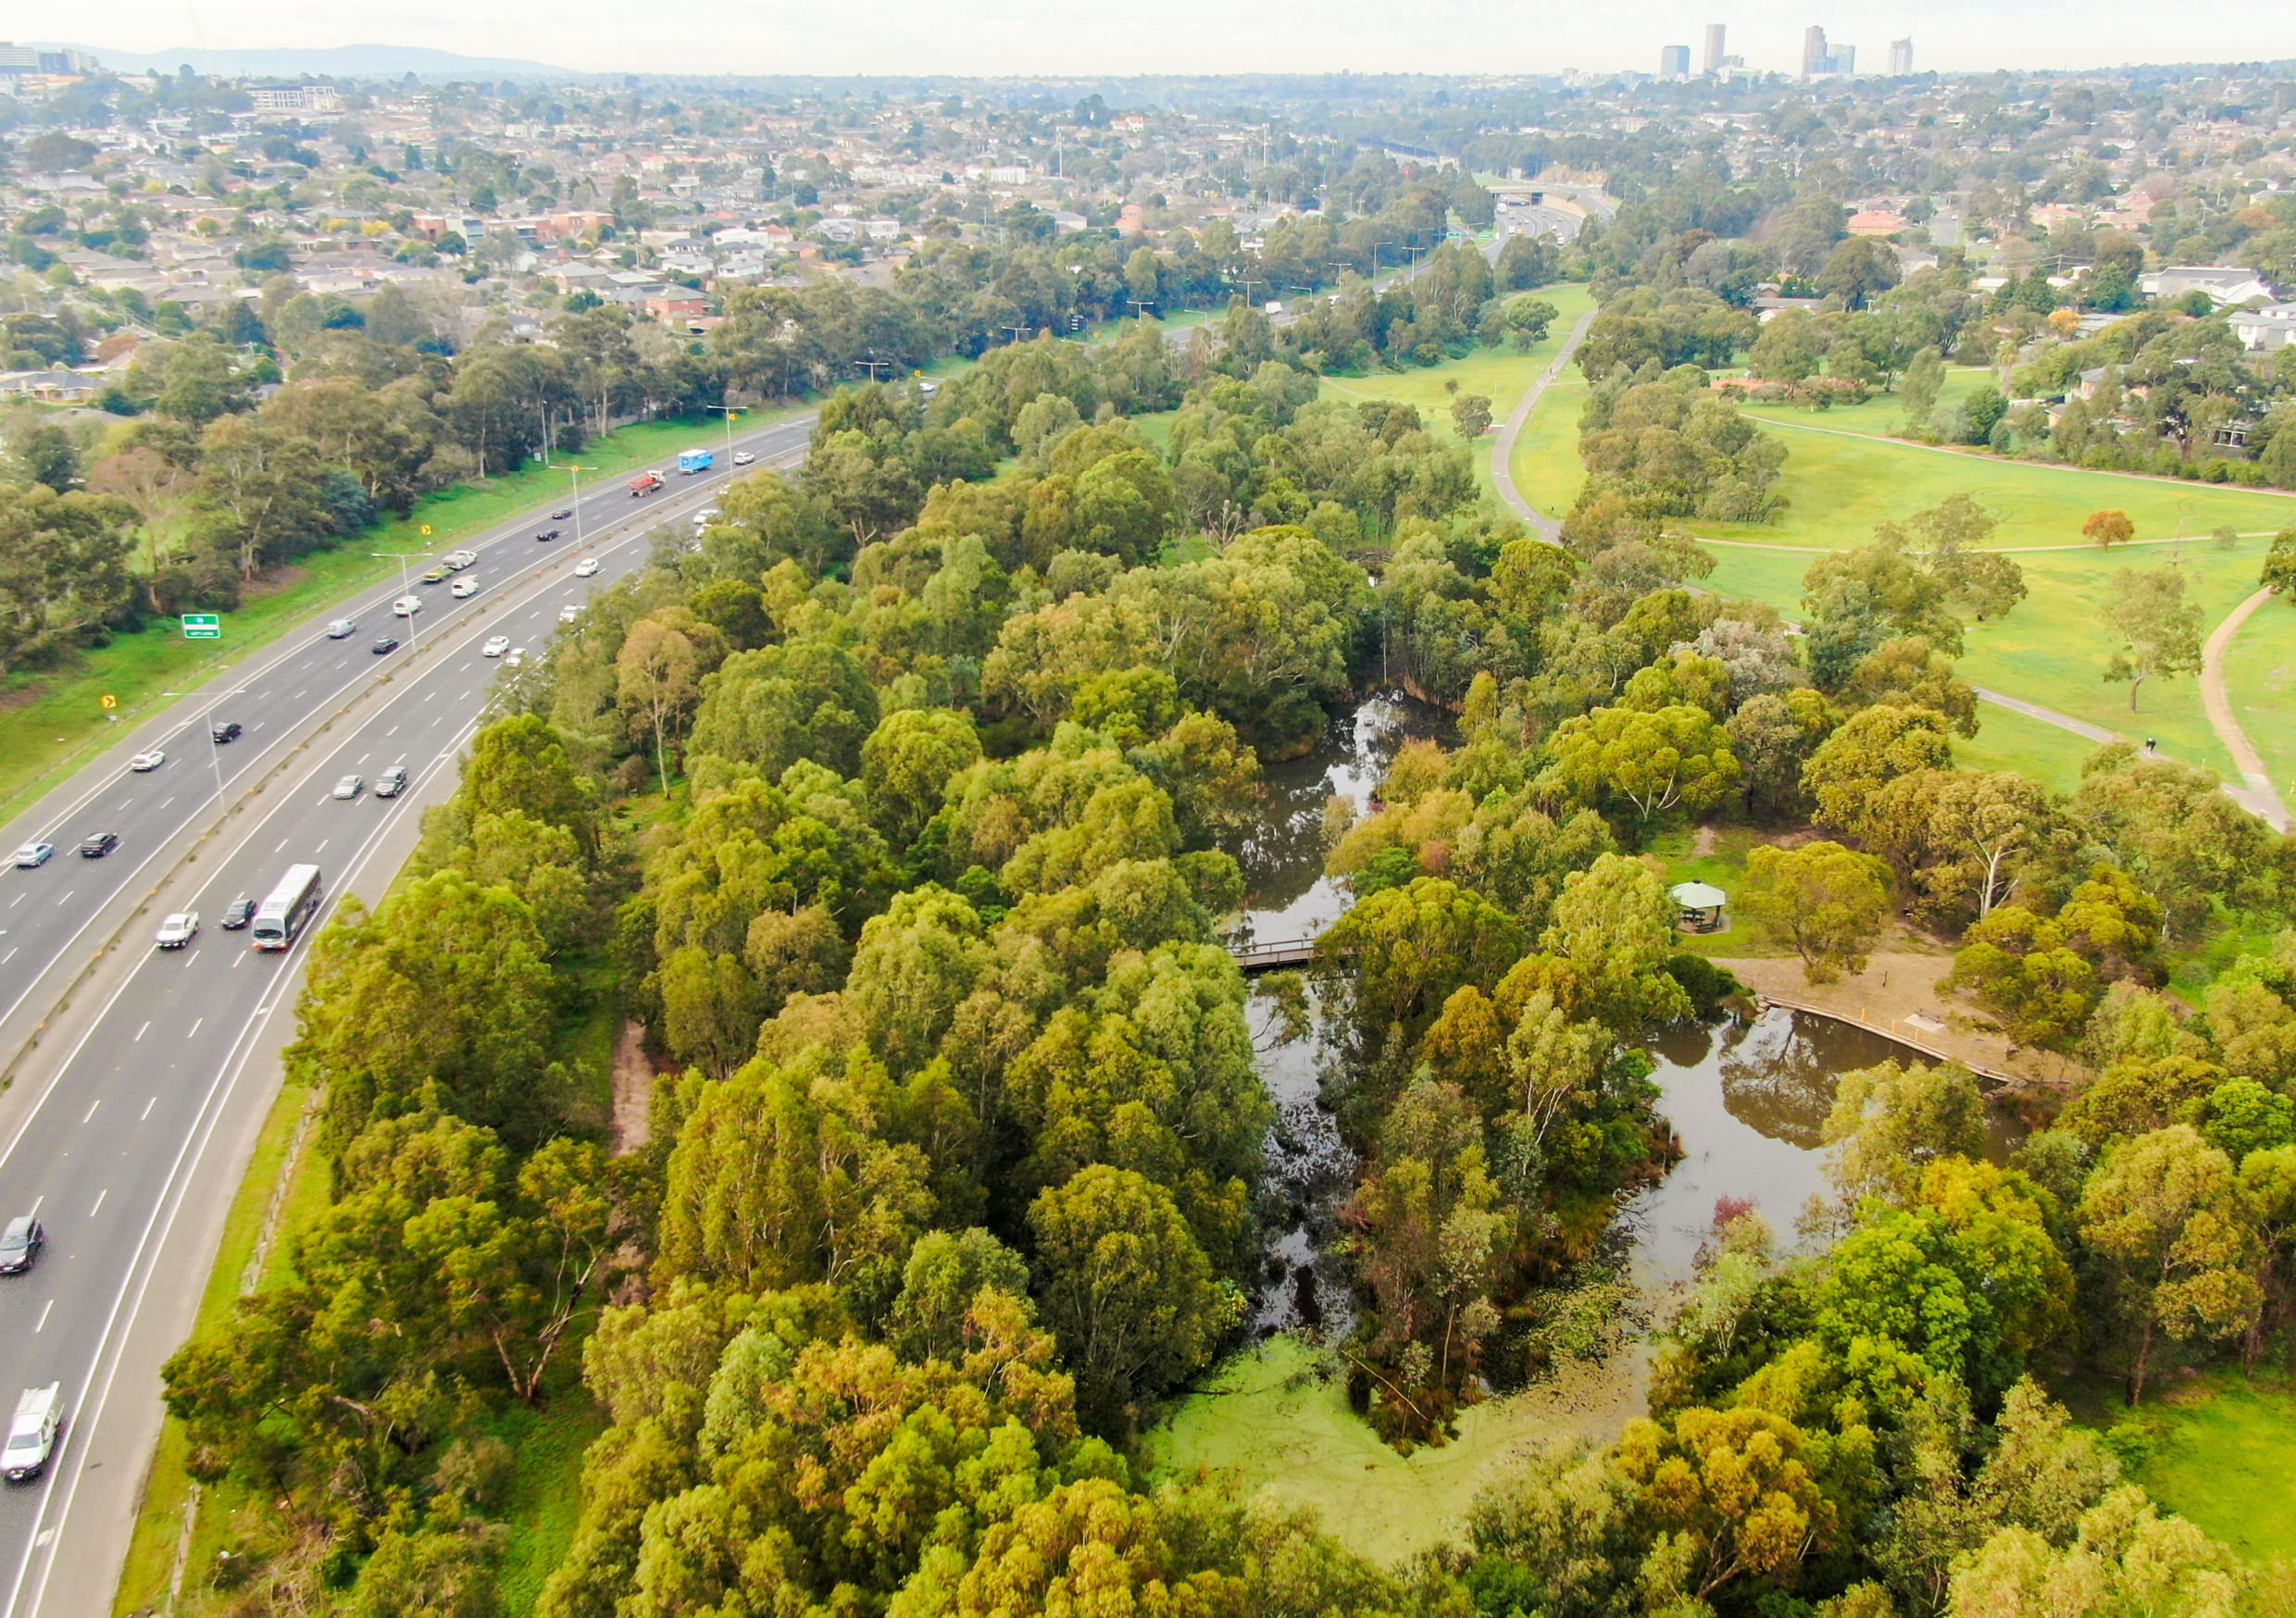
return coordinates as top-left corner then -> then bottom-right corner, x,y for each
162,683 -> 248,804
563,463 -> 594,545
708,404 -> 741,467
370,551 -> 421,596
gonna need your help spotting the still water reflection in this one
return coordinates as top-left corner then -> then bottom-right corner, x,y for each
1227,698 -> 2023,1331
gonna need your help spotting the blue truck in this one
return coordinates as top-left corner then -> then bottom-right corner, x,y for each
677,448 -> 715,474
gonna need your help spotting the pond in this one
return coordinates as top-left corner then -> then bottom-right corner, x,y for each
1228,696 -> 2027,1334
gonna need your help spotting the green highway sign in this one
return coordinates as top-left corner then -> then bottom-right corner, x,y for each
181,614 -> 221,641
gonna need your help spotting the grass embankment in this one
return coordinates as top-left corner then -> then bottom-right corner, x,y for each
2222,594 -> 2296,800
1143,1335 -> 1643,1567
0,410 -> 815,828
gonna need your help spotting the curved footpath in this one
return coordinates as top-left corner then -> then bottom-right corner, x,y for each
2201,587 -> 2291,830
1490,308 -> 1596,538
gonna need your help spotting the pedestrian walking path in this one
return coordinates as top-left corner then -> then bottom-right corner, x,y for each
2200,586 -> 2291,830
1491,308 -> 1596,538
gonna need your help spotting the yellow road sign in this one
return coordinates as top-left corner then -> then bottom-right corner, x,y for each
100,694 -> 117,708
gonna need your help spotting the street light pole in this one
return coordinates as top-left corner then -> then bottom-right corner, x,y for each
564,464 -> 594,545
708,405 -> 740,467
162,684 -> 247,804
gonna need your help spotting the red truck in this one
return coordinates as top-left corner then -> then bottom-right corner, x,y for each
629,471 -> 665,497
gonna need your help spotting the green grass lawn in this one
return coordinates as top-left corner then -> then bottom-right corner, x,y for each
1509,380 -> 1588,523
1645,826 -> 1764,957
2223,594 -> 2296,800
1706,412 -> 2296,554
0,412 -> 793,827
2062,1369 -> 2296,1562
1313,284 -> 1597,501
1703,535 -> 2277,782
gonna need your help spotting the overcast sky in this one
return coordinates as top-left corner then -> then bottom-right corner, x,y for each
82,0 -> 2296,81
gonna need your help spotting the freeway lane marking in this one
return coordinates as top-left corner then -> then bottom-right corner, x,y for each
83,1099 -> 98,1121
188,1018 -> 201,1039
33,1303 -> 49,1333
52,893 -> 69,907
139,1099 -> 153,1121
88,1190 -> 104,1217
275,838 -> 289,853
3,952 -> 14,966
7,896 -> 19,908
132,1023 -> 145,1041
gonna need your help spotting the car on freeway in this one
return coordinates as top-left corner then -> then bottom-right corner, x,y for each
326,618 -> 357,639
376,765 -> 409,798
371,635 -> 400,654
419,566 -> 449,584
558,604 -> 580,623
482,635 -> 511,658
0,1218 -> 44,1276
552,507 -> 574,519
220,895 -> 256,929
693,508 -> 718,526
129,749 -> 166,771
451,578 -> 480,598
443,551 -> 477,571
392,595 -> 422,616
5,1385 -> 60,1483
156,912 -> 199,949
12,842 -> 52,869
78,831 -> 119,858
332,775 -> 365,801
535,528 -> 561,542
733,451 -> 755,466
211,719 -> 242,743
505,647 -> 527,669
574,557 -> 601,578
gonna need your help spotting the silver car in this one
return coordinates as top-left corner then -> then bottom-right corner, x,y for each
156,912 -> 199,949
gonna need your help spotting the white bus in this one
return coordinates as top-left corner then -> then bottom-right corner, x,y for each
252,864 -> 324,951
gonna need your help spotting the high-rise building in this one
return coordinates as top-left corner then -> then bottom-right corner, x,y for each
1832,44 -> 1854,74
1702,23 -> 1727,75
1888,37 -> 1914,74
1802,25 -> 1828,77
1660,44 -> 1691,79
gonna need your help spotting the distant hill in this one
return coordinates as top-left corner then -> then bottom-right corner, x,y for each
65,43 -> 578,81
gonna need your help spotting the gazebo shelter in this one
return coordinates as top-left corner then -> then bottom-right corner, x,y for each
1670,880 -> 1728,933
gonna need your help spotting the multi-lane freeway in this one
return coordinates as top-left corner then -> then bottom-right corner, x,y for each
0,408 -> 816,1616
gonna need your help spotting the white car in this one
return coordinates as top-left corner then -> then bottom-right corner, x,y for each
332,775 -> 365,801
558,604 -> 580,624
732,451 -> 755,466
129,749 -> 166,772
392,595 -> 422,616
481,636 -> 511,658
574,558 -> 601,578
155,912 -> 199,949
505,647 -> 527,669
12,842 -> 52,869
5,1385 -> 59,1483
451,578 -> 479,599
326,618 -> 356,639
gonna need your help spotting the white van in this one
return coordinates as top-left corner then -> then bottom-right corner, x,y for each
5,1385 -> 59,1482
393,595 -> 422,617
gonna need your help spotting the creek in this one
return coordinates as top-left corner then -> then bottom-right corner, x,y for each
1225,695 -> 2028,1336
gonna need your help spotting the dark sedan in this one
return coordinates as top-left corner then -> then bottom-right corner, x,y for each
77,831 -> 119,857
220,895 -> 256,929
0,1216 -> 42,1276
371,636 -> 400,654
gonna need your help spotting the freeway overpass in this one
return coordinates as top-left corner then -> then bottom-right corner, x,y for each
0,408 -> 816,1616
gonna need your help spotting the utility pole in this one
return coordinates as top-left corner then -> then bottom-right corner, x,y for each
162,684 -> 247,805
371,551 -> 421,598
1002,322 -> 1028,347
708,404 -> 741,466
563,463 -> 595,545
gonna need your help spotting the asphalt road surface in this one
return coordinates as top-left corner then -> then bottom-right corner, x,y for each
0,409 -> 815,1617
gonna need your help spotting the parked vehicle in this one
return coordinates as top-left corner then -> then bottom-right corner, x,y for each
375,765 -> 409,798
326,618 -> 357,639
0,1218 -> 44,1276
210,720 -> 242,743
392,595 -> 422,616
220,895 -> 256,929
78,831 -> 119,857
156,912 -> 199,949
677,448 -> 715,474
5,1385 -> 60,1482
129,749 -> 166,772
12,842 -> 52,868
